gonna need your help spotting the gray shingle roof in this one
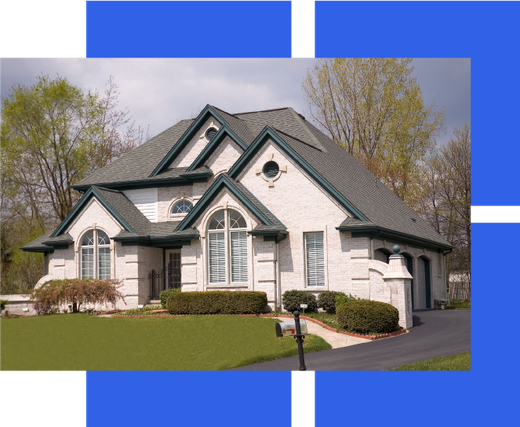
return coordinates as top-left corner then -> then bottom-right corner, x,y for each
93,186 -> 151,235
22,232 -> 53,250
70,105 -> 449,249
271,122 -> 450,247
74,119 -> 193,187
212,106 -> 255,145
235,107 -> 326,151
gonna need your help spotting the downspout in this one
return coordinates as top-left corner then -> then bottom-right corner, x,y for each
274,240 -> 282,311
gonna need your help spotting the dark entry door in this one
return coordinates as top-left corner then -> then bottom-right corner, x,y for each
424,258 -> 431,309
167,251 -> 181,289
403,254 -> 414,309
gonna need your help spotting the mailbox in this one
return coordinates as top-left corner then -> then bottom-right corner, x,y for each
275,319 -> 308,337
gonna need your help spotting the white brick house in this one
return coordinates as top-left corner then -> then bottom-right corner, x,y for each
23,105 -> 452,327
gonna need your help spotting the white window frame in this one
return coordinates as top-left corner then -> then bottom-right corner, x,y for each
208,209 -> 248,285
170,198 -> 194,220
304,231 -> 326,288
80,229 -> 111,280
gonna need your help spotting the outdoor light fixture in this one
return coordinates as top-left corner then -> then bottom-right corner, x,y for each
138,304 -> 144,314
23,308 -> 29,316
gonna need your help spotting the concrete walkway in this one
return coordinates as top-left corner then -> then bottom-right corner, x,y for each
271,317 -> 371,349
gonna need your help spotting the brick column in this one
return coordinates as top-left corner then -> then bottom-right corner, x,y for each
383,245 -> 413,329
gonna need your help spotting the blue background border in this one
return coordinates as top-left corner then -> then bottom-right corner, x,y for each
85,2 -> 518,426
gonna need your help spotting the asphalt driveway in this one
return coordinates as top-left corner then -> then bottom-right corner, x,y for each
231,309 -> 471,370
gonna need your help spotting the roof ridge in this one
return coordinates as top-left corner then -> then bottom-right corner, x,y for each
210,105 -> 241,120
233,107 -> 291,116
92,185 -> 123,194
272,127 -> 324,152
286,107 -> 326,152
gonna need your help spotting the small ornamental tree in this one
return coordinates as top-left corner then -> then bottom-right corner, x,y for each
31,279 -> 126,314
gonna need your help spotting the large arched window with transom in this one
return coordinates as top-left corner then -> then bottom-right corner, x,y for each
81,230 -> 111,279
208,210 -> 248,284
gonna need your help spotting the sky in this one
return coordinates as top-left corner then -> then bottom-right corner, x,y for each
0,58 -> 470,146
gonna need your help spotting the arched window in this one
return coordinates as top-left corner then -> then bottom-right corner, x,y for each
172,200 -> 193,215
81,229 -> 111,279
208,210 -> 248,284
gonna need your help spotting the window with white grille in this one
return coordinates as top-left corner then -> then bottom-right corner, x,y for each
305,232 -> 325,287
81,229 -> 111,279
208,210 -> 248,284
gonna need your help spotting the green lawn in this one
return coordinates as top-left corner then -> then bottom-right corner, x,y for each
388,352 -> 471,371
446,300 -> 471,310
1,314 -> 331,370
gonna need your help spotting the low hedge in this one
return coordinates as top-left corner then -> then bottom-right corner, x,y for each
166,291 -> 268,315
282,290 -> 318,313
317,291 -> 346,314
336,300 -> 399,334
159,287 -> 181,308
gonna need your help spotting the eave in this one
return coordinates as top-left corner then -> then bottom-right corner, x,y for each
71,170 -> 212,192
336,224 -> 454,251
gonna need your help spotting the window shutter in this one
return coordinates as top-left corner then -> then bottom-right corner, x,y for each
231,231 -> 248,282
305,232 -> 325,287
209,232 -> 226,283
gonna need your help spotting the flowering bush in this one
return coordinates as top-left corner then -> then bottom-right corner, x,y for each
31,279 -> 126,314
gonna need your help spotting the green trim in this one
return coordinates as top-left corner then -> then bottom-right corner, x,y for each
114,235 -> 196,248
262,236 -> 277,242
21,246 -> 54,254
71,172 -> 212,192
175,174 -> 281,231
150,105 -> 226,177
187,125 -> 248,172
248,229 -> 287,237
338,224 -> 453,251
228,127 -> 369,221
51,187 -> 136,237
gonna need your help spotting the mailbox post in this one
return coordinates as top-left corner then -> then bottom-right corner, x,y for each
275,312 -> 308,370
293,310 -> 306,371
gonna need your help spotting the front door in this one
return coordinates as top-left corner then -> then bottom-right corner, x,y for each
166,250 -> 181,289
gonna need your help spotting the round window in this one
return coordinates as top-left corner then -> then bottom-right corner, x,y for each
263,161 -> 279,178
205,127 -> 218,141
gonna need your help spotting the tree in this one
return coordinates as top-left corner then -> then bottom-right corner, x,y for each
302,58 -> 445,203
416,125 -> 471,300
1,74 -> 148,293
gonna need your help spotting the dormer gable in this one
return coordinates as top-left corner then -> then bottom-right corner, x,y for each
187,125 -> 248,172
150,105 -> 229,176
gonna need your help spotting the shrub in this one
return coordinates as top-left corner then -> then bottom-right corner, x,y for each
30,278 -> 126,314
335,293 -> 361,309
0,299 -> 8,310
336,300 -> 399,334
166,291 -> 267,315
159,287 -> 181,308
317,291 -> 346,314
282,290 -> 318,313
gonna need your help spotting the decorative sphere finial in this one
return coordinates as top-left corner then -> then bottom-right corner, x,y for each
392,245 -> 401,255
